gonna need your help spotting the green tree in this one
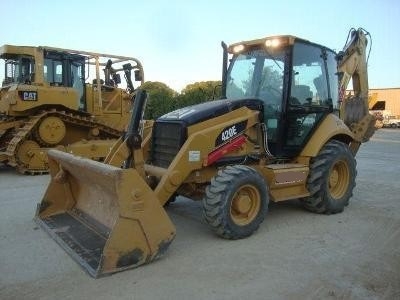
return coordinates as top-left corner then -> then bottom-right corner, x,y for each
177,80 -> 222,108
141,81 -> 177,119
241,66 -> 282,95
260,66 -> 283,92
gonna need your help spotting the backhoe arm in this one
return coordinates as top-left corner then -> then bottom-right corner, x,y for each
336,28 -> 375,152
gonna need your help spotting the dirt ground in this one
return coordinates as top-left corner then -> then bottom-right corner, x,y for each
0,129 -> 399,300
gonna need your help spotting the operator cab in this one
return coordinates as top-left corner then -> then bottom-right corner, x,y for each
0,46 -> 86,110
225,36 -> 339,158
43,50 -> 86,109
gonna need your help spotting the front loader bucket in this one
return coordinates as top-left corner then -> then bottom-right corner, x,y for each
35,149 -> 176,278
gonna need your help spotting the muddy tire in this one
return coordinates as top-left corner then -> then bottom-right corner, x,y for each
302,140 -> 356,214
202,165 -> 268,239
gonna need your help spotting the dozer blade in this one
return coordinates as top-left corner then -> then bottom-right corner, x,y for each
35,149 -> 176,278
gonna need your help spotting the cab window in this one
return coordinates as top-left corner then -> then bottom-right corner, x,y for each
290,43 -> 329,106
326,50 -> 339,110
283,42 -> 331,155
44,58 -> 63,85
2,57 -> 34,84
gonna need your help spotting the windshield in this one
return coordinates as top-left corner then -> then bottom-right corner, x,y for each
226,48 -> 286,106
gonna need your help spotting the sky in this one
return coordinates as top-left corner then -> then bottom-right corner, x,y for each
1,0 -> 399,92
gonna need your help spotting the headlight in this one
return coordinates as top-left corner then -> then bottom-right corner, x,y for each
232,44 -> 245,53
265,39 -> 280,47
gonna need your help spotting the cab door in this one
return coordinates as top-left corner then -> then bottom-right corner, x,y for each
280,42 -> 336,157
43,51 -> 85,110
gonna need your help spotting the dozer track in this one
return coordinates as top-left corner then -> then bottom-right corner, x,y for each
1,109 -> 121,174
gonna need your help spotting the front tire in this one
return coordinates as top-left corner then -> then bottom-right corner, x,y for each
302,140 -> 356,214
202,165 -> 269,239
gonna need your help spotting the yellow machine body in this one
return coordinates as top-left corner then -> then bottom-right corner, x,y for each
36,29 -> 375,277
0,44 -> 144,173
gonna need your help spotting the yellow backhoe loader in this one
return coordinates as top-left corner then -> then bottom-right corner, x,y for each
36,28 -> 375,277
0,45 -> 144,174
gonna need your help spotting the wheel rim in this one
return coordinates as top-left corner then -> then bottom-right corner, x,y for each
38,116 -> 66,145
16,140 -> 40,165
230,184 -> 261,226
329,159 -> 350,199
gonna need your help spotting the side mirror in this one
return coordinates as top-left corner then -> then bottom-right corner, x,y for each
212,84 -> 222,100
113,73 -> 121,85
134,70 -> 143,82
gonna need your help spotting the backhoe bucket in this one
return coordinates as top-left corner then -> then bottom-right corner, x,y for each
35,149 -> 176,278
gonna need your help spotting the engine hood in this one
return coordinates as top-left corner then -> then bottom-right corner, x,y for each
158,98 -> 263,126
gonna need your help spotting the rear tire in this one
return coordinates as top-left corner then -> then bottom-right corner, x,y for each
302,140 -> 356,214
202,165 -> 268,239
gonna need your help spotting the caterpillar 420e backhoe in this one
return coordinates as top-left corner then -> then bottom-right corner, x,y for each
35,28 -> 375,277
0,45 -> 144,174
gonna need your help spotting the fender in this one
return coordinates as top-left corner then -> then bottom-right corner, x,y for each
300,114 -> 354,157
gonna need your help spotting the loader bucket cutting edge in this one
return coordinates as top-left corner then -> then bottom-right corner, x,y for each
35,149 -> 176,278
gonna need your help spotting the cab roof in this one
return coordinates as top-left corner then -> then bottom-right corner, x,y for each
228,35 -> 335,54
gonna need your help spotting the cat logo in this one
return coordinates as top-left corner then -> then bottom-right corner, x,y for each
20,91 -> 38,101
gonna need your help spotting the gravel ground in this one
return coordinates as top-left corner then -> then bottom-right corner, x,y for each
0,129 -> 399,300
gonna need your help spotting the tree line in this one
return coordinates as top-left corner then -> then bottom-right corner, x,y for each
141,80 -> 222,119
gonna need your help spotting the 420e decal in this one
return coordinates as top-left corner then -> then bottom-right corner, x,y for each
215,121 -> 247,147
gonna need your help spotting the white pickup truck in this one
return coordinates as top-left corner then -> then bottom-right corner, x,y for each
383,116 -> 400,128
